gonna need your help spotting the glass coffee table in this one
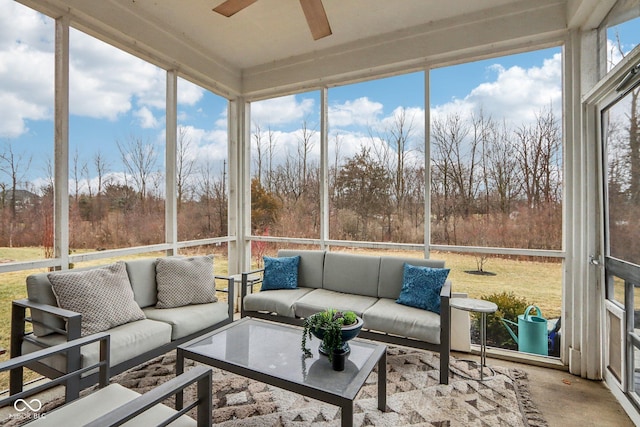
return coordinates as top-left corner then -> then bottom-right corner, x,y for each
176,317 -> 387,427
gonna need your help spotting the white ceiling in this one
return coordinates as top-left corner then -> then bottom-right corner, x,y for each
19,0 -> 617,99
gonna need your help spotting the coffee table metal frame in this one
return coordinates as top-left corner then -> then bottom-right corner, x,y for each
176,317 -> 386,427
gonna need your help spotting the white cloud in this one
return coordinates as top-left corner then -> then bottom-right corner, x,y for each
134,107 -> 159,129
0,1 -> 54,137
432,53 -> 562,125
215,107 -> 228,129
328,97 -> 383,127
178,125 -> 228,163
0,0 -> 53,51
69,29 -> 166,120
251,95 -> 314,127
177,78 -> 204,106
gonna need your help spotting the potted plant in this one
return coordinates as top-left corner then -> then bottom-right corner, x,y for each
301,308 -> 363,370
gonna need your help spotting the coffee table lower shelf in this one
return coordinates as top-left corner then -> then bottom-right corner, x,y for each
176,317 -> 386,427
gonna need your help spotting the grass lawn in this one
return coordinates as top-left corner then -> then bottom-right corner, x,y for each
0,247 -> 560,391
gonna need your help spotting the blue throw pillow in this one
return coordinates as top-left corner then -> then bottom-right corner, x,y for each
261,255 -> 301,291
396,263 -> 450,314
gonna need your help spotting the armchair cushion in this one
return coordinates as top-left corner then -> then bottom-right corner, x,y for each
396,263 -> 450,314
48,262 -> 146,336
155,255 -> 217,308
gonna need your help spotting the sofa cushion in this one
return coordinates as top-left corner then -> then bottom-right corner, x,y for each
48,262 -> 146,336
155,255 -> 217,308
125,257 -> 159,308
22,318 -> 172,374
277,249 -> 325,289
396,264 -> 450,314
377,256 -> 446,300
261,255 -> 300,290
322,252 -> 380,297
293,289 -> 378,319
243,287 -> 314,317
363,298 -> 441,344
26,264 -> 105,337
143,301 -> 229,340
27,383 -> 196,427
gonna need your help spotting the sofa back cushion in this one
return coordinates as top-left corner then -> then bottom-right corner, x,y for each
377,256 -> 446,299
48,262 -> 146,337
155,255 -> 217,308
124,258 -> 159,308
322,252 -> 380,297
277,249 -> 325,289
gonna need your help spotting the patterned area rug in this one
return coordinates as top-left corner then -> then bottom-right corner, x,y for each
2,347 -> 548,426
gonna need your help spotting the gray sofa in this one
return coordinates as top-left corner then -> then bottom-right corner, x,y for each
240,250 -> 451,384
10,256 -> 233,396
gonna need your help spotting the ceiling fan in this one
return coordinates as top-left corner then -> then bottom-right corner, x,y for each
213,0 -> 332,40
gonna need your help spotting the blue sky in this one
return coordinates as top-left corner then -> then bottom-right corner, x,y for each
0,0 -> 639,192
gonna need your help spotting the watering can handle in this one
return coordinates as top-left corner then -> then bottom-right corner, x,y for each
523,305 -> 543,320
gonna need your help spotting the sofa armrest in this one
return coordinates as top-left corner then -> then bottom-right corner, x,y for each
10,298 -> 84,399
440,280 -> 452,298
13,298 -> 82,328
241,268 -> 264,298
85,365 -> 213,427
240,269 -> 264,317
215,275 -> 235,322
11,298 -> 83,355
1,333 -> 110,406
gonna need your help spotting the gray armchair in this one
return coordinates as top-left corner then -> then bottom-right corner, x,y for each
0,333 -> 212,426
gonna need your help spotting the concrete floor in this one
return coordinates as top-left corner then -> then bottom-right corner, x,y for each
477,354 -> 635,427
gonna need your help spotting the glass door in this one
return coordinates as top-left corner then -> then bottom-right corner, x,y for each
602,64 -> 640,405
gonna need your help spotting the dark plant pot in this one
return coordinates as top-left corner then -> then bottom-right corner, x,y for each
311,316 -> 364,355
332,349 -> 348,371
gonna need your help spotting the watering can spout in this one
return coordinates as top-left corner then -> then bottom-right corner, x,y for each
501,318 -> 519,344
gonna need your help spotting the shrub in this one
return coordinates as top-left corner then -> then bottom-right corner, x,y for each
474,291 -> 531,350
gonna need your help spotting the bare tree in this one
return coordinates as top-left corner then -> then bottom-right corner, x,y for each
117,136 -> 158,209
252,122 -> 265,184
0,141 -> 33,246
514,107 -> 562,208
486,120 -> 522,214
71,147 -> 86,203
434,113 -> 480,217
370,107 -> 418,239
177,126 -> 196,211
297,119 -> 316,190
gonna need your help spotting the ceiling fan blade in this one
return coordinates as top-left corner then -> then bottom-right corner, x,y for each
213,0 -> 257,17
299,0 -> 332,40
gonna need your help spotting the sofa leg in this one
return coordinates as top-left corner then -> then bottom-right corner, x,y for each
440,349 -> 450,385
10,302 -> 25,395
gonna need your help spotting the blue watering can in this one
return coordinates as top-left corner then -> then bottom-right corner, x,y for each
501,305 -> 548,356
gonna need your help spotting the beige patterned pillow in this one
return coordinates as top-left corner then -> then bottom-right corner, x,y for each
48,262 -> 146,336
155,255 -> 217,308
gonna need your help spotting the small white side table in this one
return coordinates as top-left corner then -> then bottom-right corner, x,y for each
450,297 -> 498,380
